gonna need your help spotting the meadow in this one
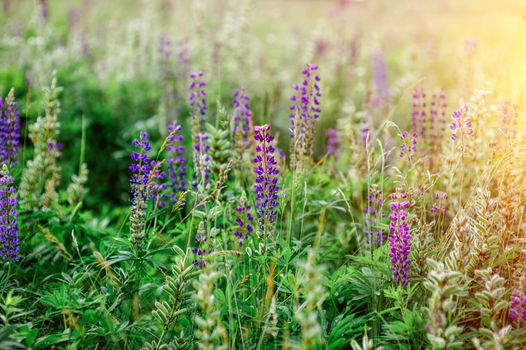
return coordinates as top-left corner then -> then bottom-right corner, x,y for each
1,0 -> 526,349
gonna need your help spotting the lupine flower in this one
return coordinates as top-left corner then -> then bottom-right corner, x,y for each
388,192 -> 411,286
129,132 -> 165,249
450,105 -> 474,143
364,186 -> 385,247
360,117 -> 371,148
371,50 -> 389,105
192,221 -> 212,268
189,72 -> 207,135
176,38 -> 190,90
192,133 -> 211,192
430,192 -> 448,214
164,122 -> 186,205
428,90 -> 447,165
0,89 -> 20,166
325,128 -> 340,158
509,288 -> 526,326
410,87 -> 447,170
47,141 -> 63,158
129,132 -> 152,247
232,89 -> 253,153
253,124 -> 279,238
289,64 -> 321,168
232,192 -> 254,256
149,160 -> 167,206
411,88 -> 427,141
497,102 -> 518,146
0,165 -> 19,262
399,130 -> 417,163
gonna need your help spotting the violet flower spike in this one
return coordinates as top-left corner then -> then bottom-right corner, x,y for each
289,64 -> 322,165
189,71 -> 207,135
399,130 -> 417,163
192,133 -> 211,192
0,90 -> 21,166
129,132 -> 166,249
164,122 -> 186,205
192,221 -> 212,268
233,193 -> 254,256
0,165 -> 20,262
509,288 -> 526,326
388,192 -> 411,286
371,50 -> 389,105
253,124 -> 280,238
430,191 -> 447,214
364,186 -> 385,247
411,87 -> 427,142
326,128 -> 340,158
232,89 -> 253,153
450,105 -> 473,144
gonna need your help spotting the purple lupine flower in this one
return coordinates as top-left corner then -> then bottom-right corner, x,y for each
149,160 -> 167,206
130,132 -> 153,205
47,141 -> 63,159
428,89 -> 447,156
399,130 -> 417,163
164,122 -> 186,205
388,192 -> 411,286
192,133 -> 211,191
411,88 -> 427,142
364,186 -> 385,247
253,124 -> 279,238
232,193 -> 254,256
232,89 -> 253,152
430,191 -> 448,214
192,221 -> 212,268
450,105 -> 473,143
129,132 -> 166,248
509,288 -> 526,326
0,166 -> 19,262
175,38 -> 190,90
130,132 -> 166,206
0,91 -> 21,166
498,102 -> 518,145
189,72 -> 207,135
360,117 -> 372,148
371,50 -> 389,105
326,128 -> 340,157
289,64 -> 322,163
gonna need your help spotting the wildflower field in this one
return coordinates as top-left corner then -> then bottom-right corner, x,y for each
1,0 -> 526,349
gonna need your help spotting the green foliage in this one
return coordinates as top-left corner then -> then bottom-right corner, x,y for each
1,1 -> 525,349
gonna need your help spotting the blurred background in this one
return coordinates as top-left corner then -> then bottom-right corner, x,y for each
0,0 -> 524,210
